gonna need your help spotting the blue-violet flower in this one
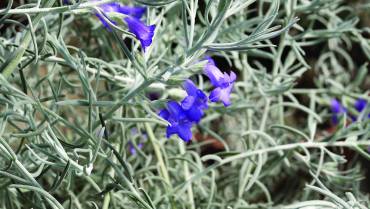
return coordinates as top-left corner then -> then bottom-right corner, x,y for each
99,3 -> 145,18
204,57 -> 236,106
330,99 -> 347,124
96,2 -> 145,29
159,101 -> 193,142
354,99 -> 367,112
124,16 -> 156,51
181,79 -> 208,123
354,98 -> 369,119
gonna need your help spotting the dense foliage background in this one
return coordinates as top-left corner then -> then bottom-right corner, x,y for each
0,0 -> 369,208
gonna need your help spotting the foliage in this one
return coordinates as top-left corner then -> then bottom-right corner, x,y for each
0,0 -> 369,208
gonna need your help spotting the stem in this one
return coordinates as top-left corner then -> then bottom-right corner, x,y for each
188,0 -> 197,48
5,0 -> 113,15
222,141 -> 370,165
145,123 -> 171,185
102,193 -> 111,209
9,184 -> 64,209
1,0 -> 56,78
84,176 -> 102,193
102,108 -> 123,209
145,123 -> 178,209
178,140 -> 370,194
179,141 -> 195,209
13,160 -> 63,209
259,98 -> 271,131
42,56 -> 166,90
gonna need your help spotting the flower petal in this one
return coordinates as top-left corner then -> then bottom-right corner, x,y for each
354,98 -> 367,112
159,109 -> 170,120
331,99 -> 345,114
183,79 -> 198,96
118,6 -> 146,18
177,123 -> 193,142
166,101 -> 183,117
229,71 -> 237,83
129,144 -> 137,155
166,125 -> 178,138
209,87 -> 221,103
195,90 -> 208,109
185,106 -> 203,123
204,64 -> 224,87
99,2 -> 121,13
204,56 -> 216,65
96,13 -> 116,29
124,17 -> 156,51
99,2 -> 146,18
181,96 -> 195,110
219,85 -> 233,106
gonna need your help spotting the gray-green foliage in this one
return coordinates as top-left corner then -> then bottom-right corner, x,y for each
0,0 -> 370,208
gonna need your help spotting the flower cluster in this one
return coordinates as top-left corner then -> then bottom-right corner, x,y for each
95,1 -> 155,51
330,98 -> 369,124
159,80 -> 207,142
159,57 -> 236,142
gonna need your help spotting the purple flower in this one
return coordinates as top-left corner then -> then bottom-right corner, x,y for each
95,2 -> 145,29
354,98 -> 370,119
204,56 -> 216,65
99,3 -> 145,18
181,79 -> 208,123
96,13 -> 115,29
93,2 -> 155,51
159,101 -> 193,142
129,142 -> 143,155
204,57 -> 236,106
331,99 -> 346,114
124,17 -> 156,51
354,99 -> 367,112
330,99 -> 347,124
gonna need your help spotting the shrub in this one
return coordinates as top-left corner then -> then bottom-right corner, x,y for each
0,0 -> 369,208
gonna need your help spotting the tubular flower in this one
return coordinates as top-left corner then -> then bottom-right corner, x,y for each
99,3 -> 145,18
354,98 -> 367,112
159,101 -> 193,142
95,13 -> 115,29
331,99 -> 346,114
181,79 -> 208,123
124,16 -> 156,51
93,1 -> 155,51
354,98 -> 370,119
330,99 -> 347,124
204,57 -> 236,106
96,2 -> 146,29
